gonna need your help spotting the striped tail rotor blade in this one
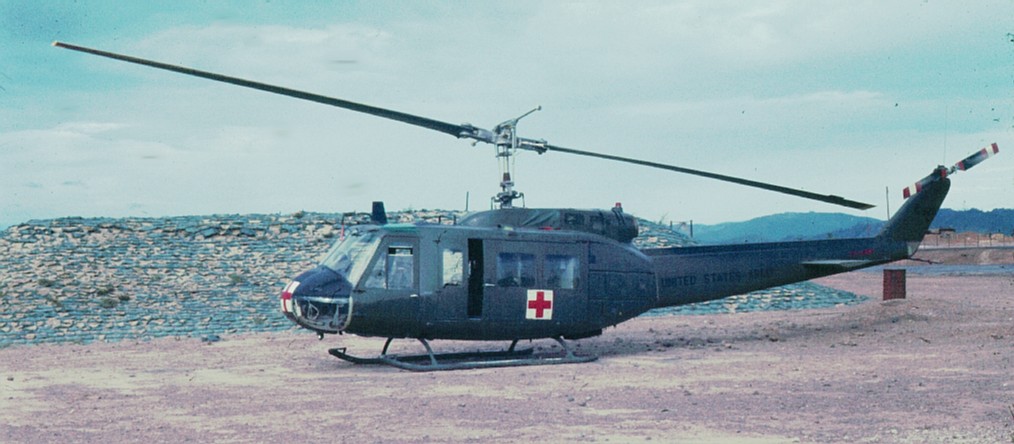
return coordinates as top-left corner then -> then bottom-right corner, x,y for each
954,142 -> 999,171
902,173 -> 941,199
903,143 -> 1000,199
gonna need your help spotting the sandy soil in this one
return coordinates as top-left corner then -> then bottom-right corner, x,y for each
1,270 -> 1012,443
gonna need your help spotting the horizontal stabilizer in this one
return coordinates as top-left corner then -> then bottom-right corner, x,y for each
802,259 -> 874,273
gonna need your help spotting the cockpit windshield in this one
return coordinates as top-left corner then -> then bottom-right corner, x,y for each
319,229 -> 382,286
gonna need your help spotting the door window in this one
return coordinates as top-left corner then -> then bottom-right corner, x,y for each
442,248 -> 463,286
545,255 -> 578,289
365,246 -> 415,290
496,252 -> 536,287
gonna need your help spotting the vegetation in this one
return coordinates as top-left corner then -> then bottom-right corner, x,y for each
933,208 -> 1014,234
228,273 -> 248,285
44,293 -> 63,309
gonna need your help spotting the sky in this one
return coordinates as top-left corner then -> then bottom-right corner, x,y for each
2,1 -> 1013,229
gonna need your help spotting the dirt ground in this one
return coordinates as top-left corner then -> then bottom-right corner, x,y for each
1,270 -> 1012,443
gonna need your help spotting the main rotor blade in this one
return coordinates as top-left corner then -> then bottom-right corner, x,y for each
54,41 -> 875,210
543,143 -> 876,210
53,41 -> 469,138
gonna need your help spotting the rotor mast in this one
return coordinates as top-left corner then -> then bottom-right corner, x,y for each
492,106 -> 542,208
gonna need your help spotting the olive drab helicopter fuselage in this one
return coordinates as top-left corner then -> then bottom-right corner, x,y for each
54,41 -> 1001,370
282,174 -> 951,343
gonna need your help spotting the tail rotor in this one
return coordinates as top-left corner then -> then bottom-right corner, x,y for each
902,143 -> 1000,199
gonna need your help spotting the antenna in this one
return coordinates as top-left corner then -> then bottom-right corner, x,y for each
885,186 -> 891,220
942,105 -> 949,165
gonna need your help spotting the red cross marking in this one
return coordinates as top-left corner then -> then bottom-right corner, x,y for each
528,290 -> 552,319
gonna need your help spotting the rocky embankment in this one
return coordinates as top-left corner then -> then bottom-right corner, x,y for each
0,212 -> 350,346
0,210 -> 858,347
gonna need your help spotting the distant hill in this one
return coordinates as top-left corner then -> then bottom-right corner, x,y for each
5,208 -> 1010,245
930,208 -> 1014,234
693,212 -> 882,244
693,208 -> 1014,244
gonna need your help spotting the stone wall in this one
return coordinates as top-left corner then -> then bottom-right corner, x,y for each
0,212 -> 351,346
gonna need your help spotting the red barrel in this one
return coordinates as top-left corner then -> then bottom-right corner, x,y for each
883,269 -> 906,300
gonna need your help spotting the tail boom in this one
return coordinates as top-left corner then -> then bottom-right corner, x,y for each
646,164 -> 954,309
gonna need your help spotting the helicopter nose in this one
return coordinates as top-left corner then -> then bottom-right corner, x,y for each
280,267 -> 353,334
280,281 -> 300,313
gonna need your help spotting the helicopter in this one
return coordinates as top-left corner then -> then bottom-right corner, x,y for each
55,42 -> 1000,371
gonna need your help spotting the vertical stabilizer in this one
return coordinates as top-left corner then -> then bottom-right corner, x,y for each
878,168 -> 950,243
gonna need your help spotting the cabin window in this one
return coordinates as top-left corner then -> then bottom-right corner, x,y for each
496,252 -> 536,287
545,255 -> 578,289
442,249 -> 463,286
365,246 -> 415,290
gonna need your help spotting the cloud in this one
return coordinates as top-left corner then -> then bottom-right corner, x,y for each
129,23 -> 397,90
61,180 -> 87,188
4,1 -> 1011,228
53,122 -> 128,134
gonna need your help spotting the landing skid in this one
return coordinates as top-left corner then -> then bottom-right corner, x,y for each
328,336 -> 597,371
